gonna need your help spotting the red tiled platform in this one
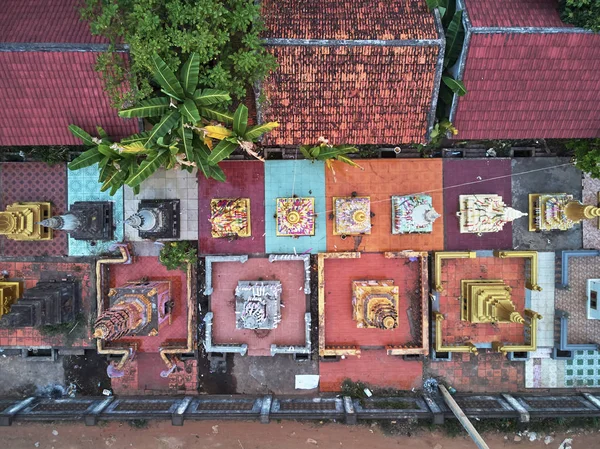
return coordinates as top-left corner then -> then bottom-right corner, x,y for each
319,350 -> 423,392
325,160 -> 444,252
443,159 -> 513,250
0,260 -> 93,348
426,352 -> 524,393
210,258 -> 306,356
323,253 -> 419,347
438,257 -> 526,345
107,257 -> 188,353
199,161 -> 265,255
0,162 -> 68,256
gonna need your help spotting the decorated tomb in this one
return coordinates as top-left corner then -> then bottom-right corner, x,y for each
457,194 -> 526,234
392,194 -> 439,234
460,279 -> 524,324
210,198 -> 251,238
276,197 -> 315,236
352,280 -> 399,330
125,199 -> 180,239
529,193 -> 600,231
235,281 -> 282,330
40,201 -> 113,241
0,202 -> 52,241
333,196 -> 371,235
0,281 -> 22,318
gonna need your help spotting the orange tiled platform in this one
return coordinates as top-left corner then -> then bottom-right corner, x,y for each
438,256 -> 526,345
0,260 -> 93,348
210,258 -> 306,356
106,256 -> 188,353
325,159 -> 444,252
322,253 -> 420,347
320,350 -> 423,392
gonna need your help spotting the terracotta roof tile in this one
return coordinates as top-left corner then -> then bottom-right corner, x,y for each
261,44 -> 439,145
0,52 -> 137,146
0,0 -> 105,43
464,0 -> 569,28
453,33 -> 600,139
261,0 -> 437,40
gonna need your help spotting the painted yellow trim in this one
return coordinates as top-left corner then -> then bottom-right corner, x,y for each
494,250 -> 541,291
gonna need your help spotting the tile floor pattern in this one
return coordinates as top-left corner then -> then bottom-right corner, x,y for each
582,174 -> 600,250
325,159 -> 444,252
443,159 -> 514,250
0,260 -> 94,348
0,162 -> 68,256
438,256 -> 526,345
426,352 -> 524,393
67,163 -> 123,256
530,252 -> 556,348
124,168 -> 198,241
209,258 -> 307,356
525,355 -> 566,389
111,357 -> 198,395
198,161 -> 265,254
265,160 -> 326,254
565,350 -> 600,387
555,256 -> 600,344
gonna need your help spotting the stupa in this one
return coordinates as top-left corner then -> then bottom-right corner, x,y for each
125,199 -> 180,239
460,279 -> 524,324
529,193 -> 600,231
0,202 -> 52,241
352,280 -> 399,330
39,201 -> 113,240
457,194 -> 526,234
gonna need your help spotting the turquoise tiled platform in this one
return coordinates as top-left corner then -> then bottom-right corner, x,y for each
265,160 -> 326,254
67,164 -> 123,256
565,350 -> 600,387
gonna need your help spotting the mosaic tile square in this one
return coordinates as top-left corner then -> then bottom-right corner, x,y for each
276,197 -> 315,236
210,198 -> 251,238
333,197 -> 371,235
67,163 -> 123,256
565,350 -> 600,387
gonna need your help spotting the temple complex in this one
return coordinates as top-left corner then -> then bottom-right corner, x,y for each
0,202 -> 52,241
457,194 -> 526,234
530,193 -> 600,231
125,199 -> 180,239
39,201 -> 113,241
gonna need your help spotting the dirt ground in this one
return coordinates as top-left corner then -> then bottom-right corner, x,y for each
2,420 -> 598,449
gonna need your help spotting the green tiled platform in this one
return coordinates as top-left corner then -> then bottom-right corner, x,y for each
265,160 -> 326,254
67,164 -> 123,256
565,350 -> 600,387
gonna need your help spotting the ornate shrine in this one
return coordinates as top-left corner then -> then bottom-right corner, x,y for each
210,198 -> 251,238
333,196 -> 371,235
529,193 -> 600,231
94,280 -> 171,341
235,281 -> 282,330
392,194 -> 439,234
276,197 -> 315,236
0,281 -> 22,318
125,199 -> 180,239
39,201 -> 113,240
460,279 -> 524,324
457,194 -> 526,234
0,202 -> 52,241
352,280 -> 399,330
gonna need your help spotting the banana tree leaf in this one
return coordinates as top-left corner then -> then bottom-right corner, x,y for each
299,145 -> 312,159
100,164 -> 124,192
444,10 -> 464,70
145,110 -> 181,148
126,150 -> 169,188
309,146 -> 321,158
209,164 -> 226,182
179,121 -> 194,164
244,122 -> 279,141
119,97 -> 170,118
233,104 -> 248,136
96,126 -> 109,139
204,125 -> 232,140
193,88 -> 231,106
192,135 -> 212,179
316,145 -> 358,159
97,144 -> 120,159
120,131 -> 152,144
68,125 -> 95,146
150,53 -> 184,100
68,148 -> 102,170
207,139 -> 238,165
99,162 -> 116,185
442,75 -> 467,96
198,106 -> 234,124
336,154 -> 363,169
441,0 -> 455,28
425,0 -> 446,9
120,141 -> 151,154
179,98 -> 201,124
180,53 -> 200,97
98,156 -> 110,170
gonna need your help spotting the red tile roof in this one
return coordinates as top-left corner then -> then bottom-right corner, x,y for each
464,0 -> 569,28
453,33 -> 600,139
260,0 -> 441,145
261,0 -> 437,40
0,0 -> 104,43
0,52 -> 137,146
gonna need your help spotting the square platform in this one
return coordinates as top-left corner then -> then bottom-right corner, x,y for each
333,197 -> 371,235
276,197 -> 315,236
210,198 -> 251,238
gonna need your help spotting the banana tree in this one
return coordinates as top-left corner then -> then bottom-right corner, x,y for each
299,138 -> 362,173
202,104 -> 279,164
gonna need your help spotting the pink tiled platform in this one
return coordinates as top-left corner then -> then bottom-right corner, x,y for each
0,162 -> 68,256
443,159 -> 514,250
199,161 -> 265,255
210,258 -> 306,356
